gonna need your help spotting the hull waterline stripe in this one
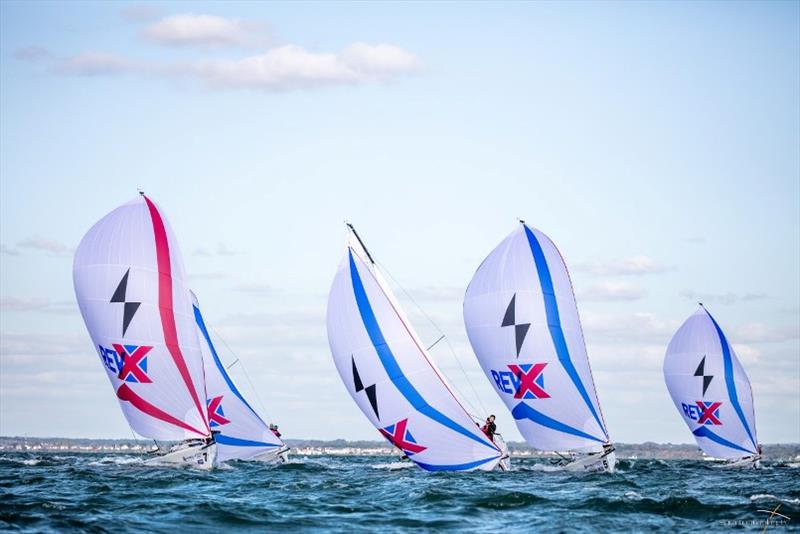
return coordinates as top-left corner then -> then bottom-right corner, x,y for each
511,401 -> 605,443
414,455 -> 499,472
215,435 -> 281,448
117,384 -> 207,437
522,225 -> 608,440
693,426 -> 755,455
704,309 -> 757,450
144,196 -> 209,436
349,251 -> 499,453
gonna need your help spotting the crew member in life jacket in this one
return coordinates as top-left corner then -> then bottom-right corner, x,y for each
269,424 -> 281,438
481,415 -> 497,442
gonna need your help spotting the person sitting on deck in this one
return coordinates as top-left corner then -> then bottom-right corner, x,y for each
481,415 -> 497,442
269,424 -> 282,438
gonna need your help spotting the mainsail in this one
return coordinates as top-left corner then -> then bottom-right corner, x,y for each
663,306 -> 759,459
463,223 -> 611,452
326,227 -> 502,471
192,292 -> 284,461
73,195 -> 211,440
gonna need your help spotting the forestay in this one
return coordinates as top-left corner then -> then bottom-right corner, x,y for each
663,307 -> 759,459
463,223 -> 610,452
73,195 -> 211,441
326,231 -> 502,471
192,292 -> 284,461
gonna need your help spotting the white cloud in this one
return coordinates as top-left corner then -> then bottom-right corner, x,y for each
340,43 -> 421,77
0,297 -> 76,314
582,311 -> 679,343
51,43 -> 420,91
16,237 -> 73,257
680,289 -> 768,306
1,244 -> 20,256
574,256 -> 674,276
733,322 -> 800,344
188,271 -> 228,281
55,52 -> 133,76
143,14 -> 266,48
230,282 -> 278,297
183,43 -> 420,90
578,281 -> 646,301
14,46 -> 52,61
193,243 -> 239,256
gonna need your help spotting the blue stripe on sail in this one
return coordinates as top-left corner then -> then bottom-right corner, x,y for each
704,309 -> 757,450
522,225 -> 608,440
693,426 -> 755,455
511,402 -> 605,443
414,455 -> 499,472
349,251 -> 499,454
193,304 -> 267,428
215,434 -> 280,448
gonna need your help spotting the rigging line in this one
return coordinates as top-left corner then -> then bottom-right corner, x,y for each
225,359 -> 240,371
375,260 -> 489,417
426,335 -> 445,351
207,323 -> 275,424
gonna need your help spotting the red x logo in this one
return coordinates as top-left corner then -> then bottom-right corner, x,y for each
113,344 -> 152,383
379,419 -> 427,455
696,401 -> 722,425
207,396 -> 231,427
508,362 -> 550,399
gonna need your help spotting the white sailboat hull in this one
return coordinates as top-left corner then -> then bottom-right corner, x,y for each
716,455 -> 762,469
560,450 -> 616,473
494,434 -> 511,471
251,446 -> 290,465
145,442 -> 217,470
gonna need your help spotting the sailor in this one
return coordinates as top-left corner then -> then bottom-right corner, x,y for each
481,415 -> 497,442
269,424 -> 282,438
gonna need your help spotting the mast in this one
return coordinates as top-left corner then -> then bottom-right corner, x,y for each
345,222 -> 375,264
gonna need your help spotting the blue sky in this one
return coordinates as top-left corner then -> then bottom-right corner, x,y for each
1,1 -> 798,443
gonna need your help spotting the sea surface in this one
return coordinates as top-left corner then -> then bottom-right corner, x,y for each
1,453 -> 798,532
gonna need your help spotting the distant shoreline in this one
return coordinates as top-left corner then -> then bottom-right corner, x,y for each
2,436 -> 798,460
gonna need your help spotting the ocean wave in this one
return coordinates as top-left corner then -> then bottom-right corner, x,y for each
470,491 -> 549,509
370,461 -> 414,470
750,494 -> 800,505
87,456 -> 142,466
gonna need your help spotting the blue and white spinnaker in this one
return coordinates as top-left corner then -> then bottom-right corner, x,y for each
464,222 -> 615,471
192,292 -> 286,463
326,226 -> 504,472
663,306 -> 760,462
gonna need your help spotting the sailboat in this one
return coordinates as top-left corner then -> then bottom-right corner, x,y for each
192,292 -> 289,463
663,305 -> 761,468
73,194 -> 216,468
463,222 -> 616,472
326,224 -> 510,471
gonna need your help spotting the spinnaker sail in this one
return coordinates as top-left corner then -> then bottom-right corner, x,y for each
326,227 -> 502,471
192,292 -> 285,461
73,195 -> 211,441
663,306 -> 759,460
463,223 -> 612,453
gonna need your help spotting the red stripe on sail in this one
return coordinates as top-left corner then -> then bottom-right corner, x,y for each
144,196 -> 210,435
117,384 -> 207,437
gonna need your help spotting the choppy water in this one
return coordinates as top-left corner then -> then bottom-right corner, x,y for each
1,453 -> 798,532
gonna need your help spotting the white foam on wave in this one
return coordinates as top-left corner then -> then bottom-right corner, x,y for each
750,494 -> 800,505
624,491 -> 643,501
370,461 -> 413,470
87,456 -> 143,466
530,463 -> 562,473
0,456 -> 42,466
